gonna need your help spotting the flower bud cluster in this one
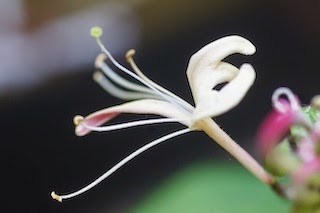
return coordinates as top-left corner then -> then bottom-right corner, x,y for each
258,88 -> 320,209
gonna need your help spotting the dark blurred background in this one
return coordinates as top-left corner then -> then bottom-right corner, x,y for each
1,0 -> 320,212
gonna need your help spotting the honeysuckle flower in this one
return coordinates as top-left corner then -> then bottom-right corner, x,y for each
187,36 -> 256,122
51,27 -> 273,202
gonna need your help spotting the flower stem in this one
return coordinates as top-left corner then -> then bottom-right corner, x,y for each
196,118 -> 275,185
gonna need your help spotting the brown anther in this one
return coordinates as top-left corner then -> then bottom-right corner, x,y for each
51,191 -> 62,202
125,49 -> 136,62
93,71 -> 104,82
95,53 -> 107,68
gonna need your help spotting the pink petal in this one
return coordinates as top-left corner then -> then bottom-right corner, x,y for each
298,138 -> 316,163
75,112 -> 119,136
257,99 -> 296,156
293,158 -> 320,184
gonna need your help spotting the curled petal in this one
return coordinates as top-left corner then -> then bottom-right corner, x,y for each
186,35 -> 256,122
191,63 -> 256,121
187,36 -> 255,102
187,35 -> 256,80
75,99 -> 191,136
189,62 -> 239,104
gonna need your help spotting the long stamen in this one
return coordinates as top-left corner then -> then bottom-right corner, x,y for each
95,54 -> 155,95
93,71 -> 160,100
90,27 -> 190,113
126,49 -> 194,112
80,117 -> 183,132
51,128 -> 191,202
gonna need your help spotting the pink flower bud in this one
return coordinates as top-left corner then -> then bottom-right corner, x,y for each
257,99 -> 297,156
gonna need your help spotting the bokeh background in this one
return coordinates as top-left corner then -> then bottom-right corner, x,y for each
1,0 -> 320,212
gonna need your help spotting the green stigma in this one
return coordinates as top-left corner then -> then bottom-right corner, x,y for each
90,26 -> 103,39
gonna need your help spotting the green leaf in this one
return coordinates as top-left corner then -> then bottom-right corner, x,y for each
132,162 -> 290,213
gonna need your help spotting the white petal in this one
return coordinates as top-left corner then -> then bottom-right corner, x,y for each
191,64 -> 255,121
185,35 -> 256,122
189,61 -> 239,104
187,35 -> 255,82
75,99 -> 191,136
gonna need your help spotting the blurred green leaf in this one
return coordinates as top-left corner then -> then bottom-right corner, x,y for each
302,106 -> 320,124
132,162 -> 289,213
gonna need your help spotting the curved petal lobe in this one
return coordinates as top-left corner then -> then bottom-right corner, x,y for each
186,35 -> 256,122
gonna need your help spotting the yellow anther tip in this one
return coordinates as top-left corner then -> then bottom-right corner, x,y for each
90,26 -> 103,39
312,95 -> 320,108
73,115 -> 84,126
93,71 -> 104,82
125,49 -> 136,62
51,191 -> 62,202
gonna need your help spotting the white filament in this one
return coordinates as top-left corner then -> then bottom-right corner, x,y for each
98,62 -> 154,94
81,117 -> 182,132
53,128 -> 191,201
96,39 -> 192,113
127,57 -> 194,112
94,71 -> 160,100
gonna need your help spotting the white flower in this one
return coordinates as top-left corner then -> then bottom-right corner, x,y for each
51,27 -> 272,202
